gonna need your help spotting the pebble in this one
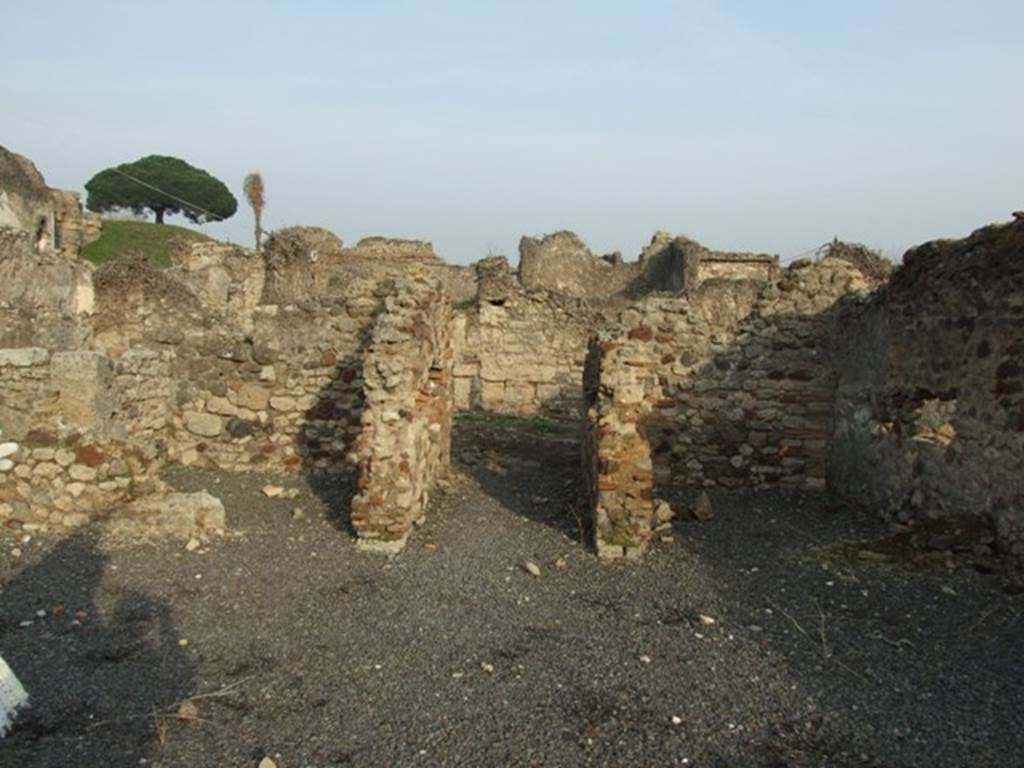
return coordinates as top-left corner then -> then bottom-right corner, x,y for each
10,548 -> 21,558
261,484 -> 285,498
185,538 -> 201,552
857,549 -> 890,562
692,491 -> 714,521
639,654 -> 652,664
523,560 -> 541,577
258,759 -> 278,768
698,614 -> 716,625
481,662 -> 495,673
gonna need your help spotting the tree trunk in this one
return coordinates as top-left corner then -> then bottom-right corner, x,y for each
155,208 -> 165,224
254,211 -> 262,253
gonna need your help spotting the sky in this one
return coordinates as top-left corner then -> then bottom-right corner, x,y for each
4,1 -> 1022,264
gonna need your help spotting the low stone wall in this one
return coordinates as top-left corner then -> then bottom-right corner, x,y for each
830,220 -> 1024,551
585,259 -> 871,557
350,275 -> 454,551
0,348 -> 165,532
452,256 -> 595,417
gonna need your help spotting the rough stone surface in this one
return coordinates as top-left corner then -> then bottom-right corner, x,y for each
453,257 -> 596,417
1,147 -> 1019,560
118,491 -> 226,537
584,258 -> 871,557
829,220 -> 1024,551
349,274 -> 454,551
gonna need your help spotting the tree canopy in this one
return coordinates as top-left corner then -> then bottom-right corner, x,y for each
85,155 -> 238,225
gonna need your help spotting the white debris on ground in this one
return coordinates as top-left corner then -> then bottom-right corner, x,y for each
0,655 -> 29,738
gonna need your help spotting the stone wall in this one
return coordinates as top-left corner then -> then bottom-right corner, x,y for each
517,229 -> 780,300
585,259 -> 871,558
646,235 -> 779,294
262,226 -> 345,305
518,231 -> 640,298
163,292 -> 386,474
0,229 -> 95,350
0,144 -> 101,258
349,275 -> 454,551
453,256 -> 596,417
830,220 -> 1024,551
168,241 -> 265,322
0,348 -> 166,532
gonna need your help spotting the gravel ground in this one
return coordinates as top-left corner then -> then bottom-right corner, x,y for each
1,421 -> 1022,768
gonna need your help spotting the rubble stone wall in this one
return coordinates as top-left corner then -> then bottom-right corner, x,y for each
585,259 -> 871,558
163,295 -> 386,474
830,221 -> 1024,551
0,229 -> 95,350
350,275 -> 454,551
0,348 -> 165,532
452,256 -> 595,417
518,231 -> 640,298
0,144 -> 101,259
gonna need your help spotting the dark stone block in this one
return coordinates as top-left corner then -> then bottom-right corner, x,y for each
226,418 -> 255,439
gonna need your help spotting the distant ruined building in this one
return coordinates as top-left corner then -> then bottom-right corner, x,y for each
0,145 -> 102,258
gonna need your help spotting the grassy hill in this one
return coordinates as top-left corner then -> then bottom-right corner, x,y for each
81,220 -> 213,269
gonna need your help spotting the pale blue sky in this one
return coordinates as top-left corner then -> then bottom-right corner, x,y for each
5,1 -> 1022,263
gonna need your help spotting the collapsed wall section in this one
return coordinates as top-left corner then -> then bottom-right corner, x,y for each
830,220 -> 1024,551
350,275 -> 454,552
585,259 -> 870,558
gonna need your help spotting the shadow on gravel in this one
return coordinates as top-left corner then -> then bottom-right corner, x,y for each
452,417 -> 588,546
305,468 -> 358,538
0,529 -> 192,768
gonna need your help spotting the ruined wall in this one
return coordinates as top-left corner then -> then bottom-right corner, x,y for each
830,220 -> 1024,551
91,257 -> 211,354
0,230 -> 95,350
0,348 -> 166,532
350,276 -> 453,551
168,241 -> 265,321
262,226 -> 345,305
0,144 -> 101,258
582,336 -> 656,560
585,259 -> 871,558
517,230 -> 780,300
518,231 -> 641,298
453,256 -> 595,417
165,293 -> 387,474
